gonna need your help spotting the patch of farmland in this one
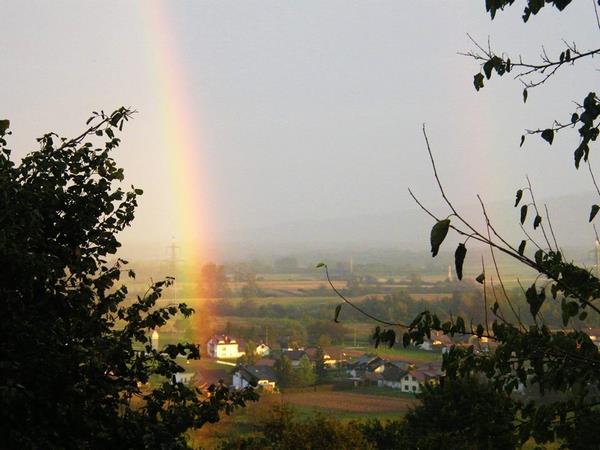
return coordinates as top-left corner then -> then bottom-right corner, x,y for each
256,280 -> 346,291
281,391 -> 417,413
408,292 -> 451,302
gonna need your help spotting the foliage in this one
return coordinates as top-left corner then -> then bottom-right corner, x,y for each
295,355 -> 317,387
0,109 -> 257,448
400,377 -> 517,450
315,346 -> 327,380
354,419 -> 406,450
274,355 -> 294,388
218,405 -> 374,450
200,262 -> 230,298
320,1 -> 600,447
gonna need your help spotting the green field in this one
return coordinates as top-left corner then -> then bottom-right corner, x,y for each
346,345 -> 442,364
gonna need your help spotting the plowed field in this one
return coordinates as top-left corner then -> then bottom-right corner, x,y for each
282,391 -> 417,413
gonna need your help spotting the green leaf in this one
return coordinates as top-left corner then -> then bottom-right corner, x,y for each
579,311 -> 588,321
571,113 -> 579,124
590,205 -> 600,222
476,273 -> 485,284
483,60 -> 494,79
518,240 -> 527,256
385,329 -> 396,348
402,332 -> 411,348
523,89 -> 528,103
476,324 -> 484,338
533,215 -> 542,229
430,219 -> 451,257
541,129 -> 554,145
473,73 -> 485,91
454,243 -> 467,281
316,262 -> 326,268
574,143 -> 588,169
334,304 -> 342,323
525,283 -> 545,317
0,119 -> 10,134
515,189 -> 523,207
520,204 -> 528,225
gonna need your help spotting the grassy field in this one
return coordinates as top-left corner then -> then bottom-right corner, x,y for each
341,345 -> 442,364
188,387 -> 417,449
224,295 -> 339,306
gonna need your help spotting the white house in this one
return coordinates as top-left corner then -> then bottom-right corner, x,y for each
400,365 -> 443,394
401,372 -> 422,393
418,339 -> 433,351
173,372 -> 195,385
232,365 -> 277,391
255,343 -> 270,357
206,335 -> 245,359
378,364 -> 408,389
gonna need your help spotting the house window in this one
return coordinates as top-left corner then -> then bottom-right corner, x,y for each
404,376 -> 408,380
404,386 -> 408,391
412,386 -> 416,391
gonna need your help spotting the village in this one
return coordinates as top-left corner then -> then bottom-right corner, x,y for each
156,332 -> 459,395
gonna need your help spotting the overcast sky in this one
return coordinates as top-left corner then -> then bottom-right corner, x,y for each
1,1 -> 598,258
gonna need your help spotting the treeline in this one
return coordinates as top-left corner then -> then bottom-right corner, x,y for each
208,291 -> 487,326
222,318 -> 349,348
211,287 -> 600,331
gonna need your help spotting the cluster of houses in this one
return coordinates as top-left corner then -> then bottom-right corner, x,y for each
347,354 -> 443,394
205,334 -> 268,359
230,344 -> 339,391
155,332 -> 445,394
204,333 -> 444,394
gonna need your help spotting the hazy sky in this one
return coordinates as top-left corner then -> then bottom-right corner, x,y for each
1,1 -> 598,258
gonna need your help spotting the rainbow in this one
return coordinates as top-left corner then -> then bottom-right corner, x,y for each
140,1 -> 212,294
